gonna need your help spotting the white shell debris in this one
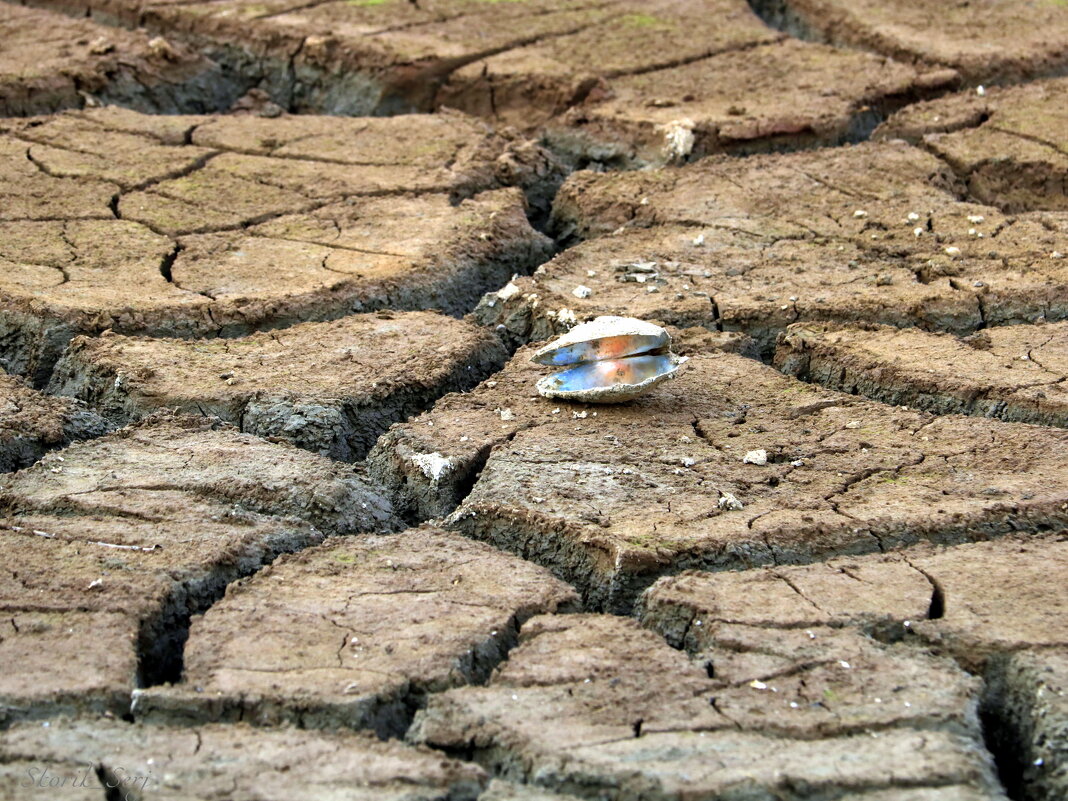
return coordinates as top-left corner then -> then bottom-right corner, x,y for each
496,282 -> 521,301
532,316 -> 684,403
718,492 -> 744,511
661,118 -> 695,161
410,452 -> 453,482
743,449 -> 768,466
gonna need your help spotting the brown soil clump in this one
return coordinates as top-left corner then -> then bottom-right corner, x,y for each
0,3 -> 231,117
0,370 -> 108,472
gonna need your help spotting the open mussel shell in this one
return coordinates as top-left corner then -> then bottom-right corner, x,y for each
531,316 -> 670,367
536,353 -> 684,402
532,316 -> 684,403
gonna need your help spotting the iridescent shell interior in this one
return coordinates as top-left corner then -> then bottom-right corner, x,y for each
532,316 -> 684,403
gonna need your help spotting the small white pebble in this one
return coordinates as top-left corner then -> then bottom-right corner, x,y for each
907,212 -> 920,222
967,215 -> 985,224
743,449 -> 768,466
791,459 -> 805,467
499,408 -> 515,421
460,435 -> 469,442
945,246 -> 962,257
639,197 -> 650,206
692,233 -> 705,246
586,269 -> 597,278
789,701 -> 799,709
572,285 -> 593,299
572,411 -> 588,419
749,680 -> 768,690
968,228 -> 978,236
913,227 -> 924,237
1052,251 -> 1065,259
1034,758 -> 1045,767
845,420 -> 862,429
976,85 -> 986,96
853,209 -> 868,218
839,661 -> 852,669
806,630 -> 816,640
551,408 -> 560,415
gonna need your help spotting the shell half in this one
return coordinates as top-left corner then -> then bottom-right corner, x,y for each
531,316 -> 670,366
532,316 -> 684,403
535,353 -> 684,402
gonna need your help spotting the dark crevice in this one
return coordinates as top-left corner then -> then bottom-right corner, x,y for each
135,532 -> 321,688
980,656 -> 1031,801
158,242 -> 181,283
743,0 -> 825,42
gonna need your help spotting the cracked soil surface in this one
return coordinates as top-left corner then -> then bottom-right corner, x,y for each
1,1 -> 1067,800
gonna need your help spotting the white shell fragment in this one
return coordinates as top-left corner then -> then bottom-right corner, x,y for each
532,316 -> 684,403
742,449 -> 768,465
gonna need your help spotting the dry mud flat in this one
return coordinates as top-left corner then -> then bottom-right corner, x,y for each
747,0 -> 1068,84
48,311 -> 508,461
412,613 -> 1004,800
20,0 -> 963,165
139,526 -> 578,735
0,414 -> 396,724
0,718 -> 486,800
775,320 -> 1068,427
641,535 -> 1068,799
0,106 -> 558,386
875,77 -> 1068,214
0,2 -> 1067,799
480,139 -> 1068,351
373,347 -> 1068,611
0,3 -> 232,117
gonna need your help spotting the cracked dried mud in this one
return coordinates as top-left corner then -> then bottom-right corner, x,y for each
2,1 -> 1067,799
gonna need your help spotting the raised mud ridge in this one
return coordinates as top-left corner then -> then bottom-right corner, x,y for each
2,2 -> 1068,801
